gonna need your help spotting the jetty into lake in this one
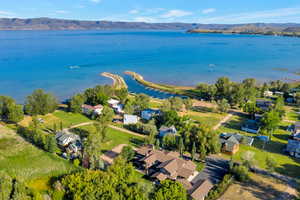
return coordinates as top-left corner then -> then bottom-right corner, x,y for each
124,71 -> 198,98
101,72 -> 128,90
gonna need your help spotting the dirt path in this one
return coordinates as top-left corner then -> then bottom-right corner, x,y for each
100,144 -> 128,164
213,113 -> 233,130
68,122 -> 146,138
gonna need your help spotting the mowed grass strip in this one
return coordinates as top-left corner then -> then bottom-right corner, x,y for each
74,125 -> 144,153
184,110 -> 226,127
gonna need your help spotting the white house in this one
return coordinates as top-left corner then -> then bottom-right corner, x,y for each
123,114 -> 138,125
82,104 -> 103,115
159,125 -> 177,137
263,90 -> 273,97
108,99 -> 124,114
55,131 -> 81,147
141,109 -> 160,120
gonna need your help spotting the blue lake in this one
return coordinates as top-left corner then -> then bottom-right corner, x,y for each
0,30 -> 300,102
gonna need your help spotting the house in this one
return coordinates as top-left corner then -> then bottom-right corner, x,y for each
256,99 -> 273,111
55,131 -> 81,147
263,90 -> 273,97
123,114 -> 138,125
108,99 -> 124,114
159,125 -> 177,137
286,139 -> 300,158
292,122 -> 300,134
220,133 -> 254,154
135,146 -> 213,200
188,179 -> 214,200
292,132 -> 300,141
141,109 -> 160,120
82,104 -> 103,116
241,120 -> 260,134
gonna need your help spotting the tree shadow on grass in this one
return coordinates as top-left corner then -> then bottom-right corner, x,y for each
276,163 -> 300,181
192,106 -> 214,113
130,138 -> 144,147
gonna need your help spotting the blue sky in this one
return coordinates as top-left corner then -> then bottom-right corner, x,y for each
1,0 -> 300,24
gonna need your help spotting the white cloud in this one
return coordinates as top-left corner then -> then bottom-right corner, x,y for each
133,17 -> 156,23
55,10 -> 69,14
0,11 -> 15,17
202,8 -> 216,14
90,0 -> 101,3
129,9 -> 139,14
199,7 -> 300,23
161,9 -> 193,18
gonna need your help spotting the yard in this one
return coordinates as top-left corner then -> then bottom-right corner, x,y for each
219,173 -> 298,200
71,125 -> 144,153
218,115 -> 300,178
285,106 -> 300,121
183,110 -> 226,127
0,125 -> 78,191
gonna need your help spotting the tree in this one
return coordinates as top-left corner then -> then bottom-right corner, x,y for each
178,137 -> 184,156
242,78 -> 258,101
183,98 -> 193,110
215,77 -> 231,100
162,134 -> 177,150
153,180 -> 187,200
243,101 -> 258,119
231,165 -> 249,182
45,135 -> 59,153
134,94 -> 150,113
84,128 -> 103,169
94,122 -> 108,143
295,92 -> 300,106
0,96 -> 24,123
169,97 -> 184,112
261,110 -> 281,140
97,106 -> 114,124
191,142 -> 196,161
265,156 -> 277,172
155,138 -> 160,149
69,94 -> 85,113
124,98 -> 135,114
120,146 -> 135,161
115,88 -> 128,103
11,180 -> 31,200
216,99 -> 230,113
273,96 -> 285,118
160,100 -> 172,111
24,89 -> 58,115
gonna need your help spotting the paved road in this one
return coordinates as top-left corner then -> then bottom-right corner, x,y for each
191,156 -> 229,185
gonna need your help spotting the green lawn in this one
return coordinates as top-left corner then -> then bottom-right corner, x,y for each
218,115 -> 300,178
72,125 -> 144,153
0,126 -> 78,191
285,106 -> 300,121
186,110 -> 226,127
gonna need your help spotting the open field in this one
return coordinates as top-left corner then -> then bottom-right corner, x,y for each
182,110 -> 226,127
71,125 -> 144,153
0,125 -> 78,191
19,110 -> 91,129
219,173 -> 298,200
218,115 -> 300,178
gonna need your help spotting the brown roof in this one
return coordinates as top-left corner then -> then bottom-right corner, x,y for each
189,179 -> 214,200
136,145 -> 154,156
177,178 -> 193,190
82,104 -> 103,110
151,172 -> 167,181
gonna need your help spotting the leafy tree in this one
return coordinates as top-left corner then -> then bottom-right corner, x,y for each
191,142 -> 196,161
11,180 -> 31,200
231,165 -> 249,182
73,159 -> 80,167
261,110 -> 281,140
124,98 -> 135,114
156,110 -> 180,127
295,92 -> 300,106
168,97 -> 184,112
120,146 -> 135,161
243,101 -> 259,119
160,100 -> 172,111
94,122 -> 108,143
84,85 -> 112,106
134,94 -> 150,113
183,98 -> 193,110
242,78 -> 258,101
196,83 -> 216,101
215,77 -> 231,100
0,96 -> 24,123
155,138 -> 160,149
178,137 -> 184,156
216,98 -> 230,113
153,180 -> 187,200
115,88 -> 128,103
162,134 -> 177,150
45,135 -> 59,153
273,96 -> 285,118
230,83 -> 245,107
84,127 -> 103,169
265,156 -> 277,172
97,106 -> 114,124
24,89 -> 58,115
69,94 -> 85,113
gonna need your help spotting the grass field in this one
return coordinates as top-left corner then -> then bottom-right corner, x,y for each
219,173 -> 298,200
183,110 -> 226,127
0,125 -> 78,191
285,106 -> 300,121
218,115 -> 300,178
19,110 -> 91,129
72,125 -> 144,153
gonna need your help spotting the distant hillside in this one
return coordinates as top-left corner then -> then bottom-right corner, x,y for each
1,17 -> 300,31
188,24 -> 300,37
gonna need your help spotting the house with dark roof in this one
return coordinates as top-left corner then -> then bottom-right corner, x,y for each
256,99 -> 273,111
292,122 -> 300,134
241,120 -> 260,134
286,139 -> 300,158
220,133 -> 254,154
159,125 -> 177,137
135,145 -> 213,200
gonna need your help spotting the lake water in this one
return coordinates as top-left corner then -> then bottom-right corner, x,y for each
0,30 -> 300,102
